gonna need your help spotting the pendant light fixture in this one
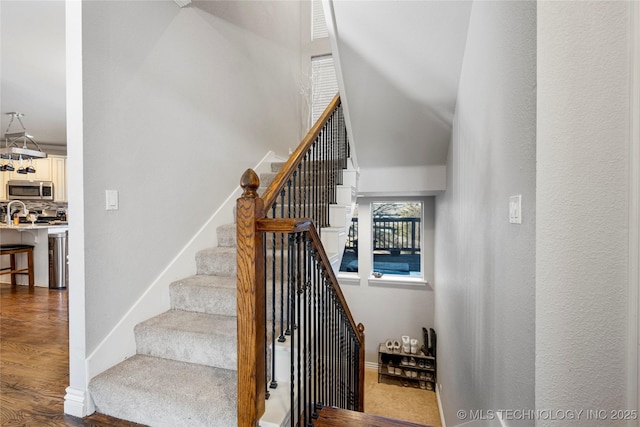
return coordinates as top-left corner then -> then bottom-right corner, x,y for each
0,112 -> 47,172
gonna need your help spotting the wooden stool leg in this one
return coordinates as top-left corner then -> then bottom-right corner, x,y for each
27,249 -> 34,288
10,254 -> 17,286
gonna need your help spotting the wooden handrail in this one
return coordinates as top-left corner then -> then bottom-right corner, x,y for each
261,94 -> 341,210
237,95 -> 363,426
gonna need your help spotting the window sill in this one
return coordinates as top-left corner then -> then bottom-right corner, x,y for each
337,273 -> 360,286
367,275 -> 432,290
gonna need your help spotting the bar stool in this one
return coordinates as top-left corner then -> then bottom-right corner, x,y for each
0,244 -> 35,287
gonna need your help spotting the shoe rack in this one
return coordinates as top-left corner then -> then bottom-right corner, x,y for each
377,328 -> 436,391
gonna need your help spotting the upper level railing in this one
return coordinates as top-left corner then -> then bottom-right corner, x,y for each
344,217 -> 422,255
236,95 -> 364,427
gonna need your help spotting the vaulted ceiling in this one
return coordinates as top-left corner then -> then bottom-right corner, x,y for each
1,0 -> 473,168
327,0 -> 473,168
0,1 -> 67,152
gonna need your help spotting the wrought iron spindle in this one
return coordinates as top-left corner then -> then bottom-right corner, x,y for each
237,97 -> 365,426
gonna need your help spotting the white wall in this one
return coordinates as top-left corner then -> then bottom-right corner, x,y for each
339,197 -> 435,364
536,2 -> 632,425
80,1 -> 303,353
434,1 -> 536,425
358,165 -> 446,197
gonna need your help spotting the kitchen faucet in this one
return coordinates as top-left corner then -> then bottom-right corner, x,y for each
6,200 -> 29,226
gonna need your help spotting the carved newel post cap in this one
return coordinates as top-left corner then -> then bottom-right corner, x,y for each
240,169 -> 260,198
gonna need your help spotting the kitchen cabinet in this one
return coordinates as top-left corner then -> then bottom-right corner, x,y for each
51,156 -> 67,202
0,155 -> 66,202
2,157 -> 52,181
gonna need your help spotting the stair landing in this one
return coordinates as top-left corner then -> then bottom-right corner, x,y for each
315,407 -> 433,427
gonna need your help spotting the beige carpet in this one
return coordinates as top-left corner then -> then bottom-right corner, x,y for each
363,368 -> 442,427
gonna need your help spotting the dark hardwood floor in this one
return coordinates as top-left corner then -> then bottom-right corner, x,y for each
0,283 -> 143,426
1,283 -> 430,427
315,406 -> 430,427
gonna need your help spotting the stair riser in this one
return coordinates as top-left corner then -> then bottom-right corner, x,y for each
88,355 -> 238,427
217,225 -> 237,248
170,284 -> 236,316
197,251 -> 236,276
135,323 -> 237,371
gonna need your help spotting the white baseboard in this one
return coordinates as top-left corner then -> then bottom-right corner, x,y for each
364,361 -> 378,370
436,385 -> 446,427
85,151 -> 282,381
64,386 -> 90,418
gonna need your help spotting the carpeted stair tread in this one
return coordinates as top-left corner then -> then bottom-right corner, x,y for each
135,310 -> 237,370
196,247 -> 236,276
89,354 -> 237,427
170,275 -> 236,316
216,223 -> 237,248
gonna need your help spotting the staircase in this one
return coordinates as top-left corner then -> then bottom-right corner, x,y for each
89,95 -> 360,427
89,223 -> 241,426
88,165 -> 357,427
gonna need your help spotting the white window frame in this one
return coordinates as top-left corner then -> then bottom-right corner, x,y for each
369,200 -> 425,285
337,199 -> 430,288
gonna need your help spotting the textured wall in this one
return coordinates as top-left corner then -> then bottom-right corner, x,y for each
536,2 -> 631,424
81,1 -> 302,352
434,1 -> 537,425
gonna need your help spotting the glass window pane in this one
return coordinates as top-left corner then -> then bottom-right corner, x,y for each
339,205 -> 358,273
311,0 -> 328,40
311,55 -> 338,124
372,202 -> 422,276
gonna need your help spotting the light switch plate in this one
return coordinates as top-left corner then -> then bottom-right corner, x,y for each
106,190 -> 119,211
509,195 -> 522,224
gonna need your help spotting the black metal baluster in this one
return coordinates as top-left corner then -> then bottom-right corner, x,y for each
304,236 -> 312,426
303,153 -> 308,220
263,239 -> 270,400
269,229 -> 278,391
329,287 -> 334,407
289,233 -> 296,427
279,191 -> 286,341
319,268 -> 326,409
292,169 -> 298,219
296,234 -> 303,427
330,113 -> 336,207
285,181 -> 292,337
286,178 -> 292,219
311,247 -> 319,420
324,128 -> 329,227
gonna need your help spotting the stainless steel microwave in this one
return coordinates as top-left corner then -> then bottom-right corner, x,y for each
7,180 -> 54,200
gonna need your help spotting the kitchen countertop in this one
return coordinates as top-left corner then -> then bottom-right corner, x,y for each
0,223 -> 68,231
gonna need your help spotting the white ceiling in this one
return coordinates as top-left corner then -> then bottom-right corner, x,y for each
0,0 -> 473,168
1,1 -> 67,151
329,0 -> 473,168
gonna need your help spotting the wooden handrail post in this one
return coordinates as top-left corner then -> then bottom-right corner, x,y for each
236,169 -> 266,426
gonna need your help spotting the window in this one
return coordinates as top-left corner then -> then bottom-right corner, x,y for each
311,55 -> 338,124
371,202 -> 422,277
311,0 -> 328,40
339,201 -> 424,279
339,205 -> 359,273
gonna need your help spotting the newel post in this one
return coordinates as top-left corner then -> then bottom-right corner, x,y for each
236,169 -> 266,426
